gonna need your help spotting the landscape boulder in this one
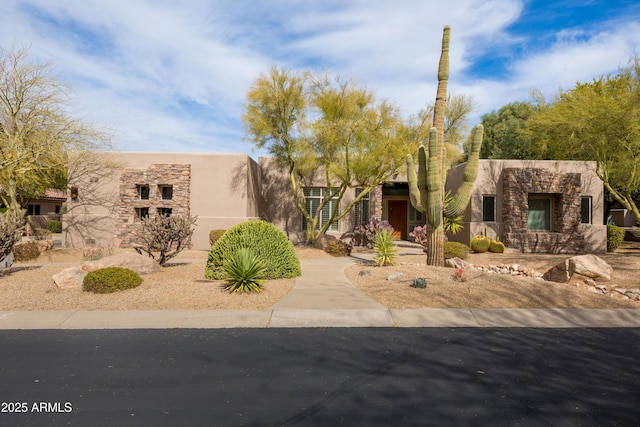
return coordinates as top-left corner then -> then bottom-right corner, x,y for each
52,266 -> 86,289
543,254 -> 612,283
444,257 -> 474,270
82,252 -> 160,275
35,240 -> 54,253
53,252 -> 160,289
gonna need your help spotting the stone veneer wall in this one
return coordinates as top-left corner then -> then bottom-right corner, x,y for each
115,164 -> 191,247
502,168 -> 584,253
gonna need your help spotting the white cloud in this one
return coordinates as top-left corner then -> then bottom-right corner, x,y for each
0,0 -> 638,155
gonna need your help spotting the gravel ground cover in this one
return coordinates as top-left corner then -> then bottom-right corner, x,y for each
0,242 -> 638,310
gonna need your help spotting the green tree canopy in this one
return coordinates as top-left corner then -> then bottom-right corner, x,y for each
244,66 -> 410,243
476,101 -> 536,159
526,56 -> 640,223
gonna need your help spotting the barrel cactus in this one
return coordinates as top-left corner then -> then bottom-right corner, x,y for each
489,239 -> 505,253
470,235 -> 491,253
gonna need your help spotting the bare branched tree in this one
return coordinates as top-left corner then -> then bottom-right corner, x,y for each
0,45 -> 110,212
133,214 -> 198,266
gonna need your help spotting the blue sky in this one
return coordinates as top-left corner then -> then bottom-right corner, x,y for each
1,0 -> 639,157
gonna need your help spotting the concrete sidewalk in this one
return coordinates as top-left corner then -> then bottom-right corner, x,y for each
1,248 -> 640,329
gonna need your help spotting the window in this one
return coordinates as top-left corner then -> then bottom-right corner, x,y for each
158,207 -> 172,217
70,187 -> 79,201
482,195 -> 496,222
27,205 -> 41,215
136,207 -> 149,219
55,205 -> 61,214
302,188 -> 338,232
138,185 -> 150,200
160,185 -> 173,200
527,195 -> 552,230
581,197 -> 592,224
409,204 -> 423,222
354,188 -> 370,225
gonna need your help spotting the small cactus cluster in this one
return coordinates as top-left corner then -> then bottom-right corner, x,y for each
471,235 -> 505,253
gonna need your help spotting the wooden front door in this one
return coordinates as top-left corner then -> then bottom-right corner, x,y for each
387,200 -> 408,239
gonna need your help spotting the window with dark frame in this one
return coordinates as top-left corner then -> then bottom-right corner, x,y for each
581,197 -> 592,224
482,195 -> 495,222
138,185 -> 150,200
135,207 -> 149,219
27,205 -> 41,215
160,185 -> 173,200
158,207 -> 172,217
354,188 -> 370,225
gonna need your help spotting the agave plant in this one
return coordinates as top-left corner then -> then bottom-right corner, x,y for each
222,248 -> 266,293
373,230 -> 397,267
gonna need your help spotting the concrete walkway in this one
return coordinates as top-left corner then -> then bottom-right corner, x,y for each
1,247 -> 640,329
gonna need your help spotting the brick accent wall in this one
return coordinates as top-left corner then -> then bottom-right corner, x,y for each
115,164 -> 191,247
502,168 -> 584,253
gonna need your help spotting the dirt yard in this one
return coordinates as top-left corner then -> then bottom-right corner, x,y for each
0,243 -> 638,310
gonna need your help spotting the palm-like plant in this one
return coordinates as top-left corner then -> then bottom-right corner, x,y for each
222,248 -> 266,293
373,230 -> 397,266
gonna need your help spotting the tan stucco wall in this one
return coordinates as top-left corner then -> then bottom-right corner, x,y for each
445,160 -> 606,253
64,152 -> 260,250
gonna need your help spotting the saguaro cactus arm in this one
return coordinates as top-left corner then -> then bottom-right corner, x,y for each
443,124 -> 484,218
406,151 -> 424,212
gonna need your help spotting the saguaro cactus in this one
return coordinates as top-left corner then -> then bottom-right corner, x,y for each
406,25 -> 484,266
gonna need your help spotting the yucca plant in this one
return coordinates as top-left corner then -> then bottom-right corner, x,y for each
222,248 -> 266,293
373,230 -> 397,267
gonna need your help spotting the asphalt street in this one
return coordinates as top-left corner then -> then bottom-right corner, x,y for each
1,328 -> 639,426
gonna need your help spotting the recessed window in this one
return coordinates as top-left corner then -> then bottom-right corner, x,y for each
136,207 -> 149,219
482,195 -> 496,222
528,195 -> 552,231
160,185 -> 173,200
354,188 -> 370,225
27,205 -> 41,215
581,197 -> 592,224
70,187 -> 79,201
138,185 -> 150,200
158,207 -> 172,217
302,188 -> 338,232
409,204 -> 423,223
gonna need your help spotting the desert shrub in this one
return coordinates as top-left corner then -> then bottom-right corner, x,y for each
83,267 -> 143,294
489,239 -> 505,253
32,227 -> 51,241
209,229 -> 226,246
355,218 -> 394,246
444,241 -> 470,259
47,220 -> 62,234
607,224 -> 625,252
325,239 -> 352,257
222,248 -> 265,293
133,214 -> 197,266
373,230 -> 397,266
206,220 -> 301,280
12,241 -> 40,262
470,235 -> 490,253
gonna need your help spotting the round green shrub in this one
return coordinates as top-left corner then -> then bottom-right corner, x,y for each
489,239 -> 505,253
607,224 -> 625,252
470,235 -> 490,253
209,229 -> 226,246
83,267 -> 143,294
12,241 -> 40,262
205,220 -> 301,280
47,220 -> 62,234
444,241 -> 470,259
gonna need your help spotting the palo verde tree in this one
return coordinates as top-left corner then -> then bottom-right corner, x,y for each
0,45 -> 109,213
526,55 -> 640,224
405,26 -> 484,266
244,67 -> 410,244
